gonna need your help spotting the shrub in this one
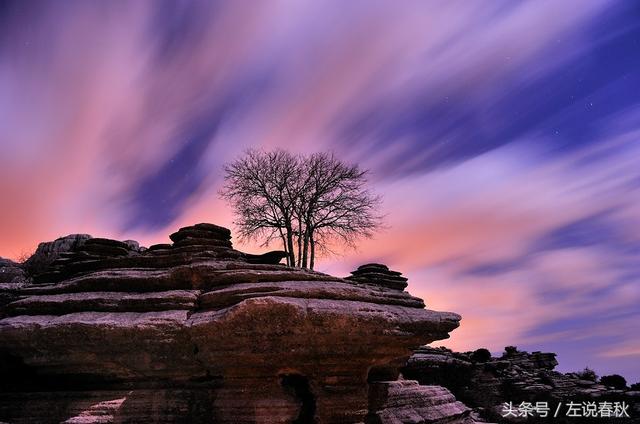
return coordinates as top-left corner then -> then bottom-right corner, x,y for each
576,367 -> 598,381
471,348 -> 492,363
600,374 -> 627,390
629,382 -> 640,391
503,346 -> 518,356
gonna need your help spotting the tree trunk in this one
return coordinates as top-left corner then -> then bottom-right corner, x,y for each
278,229 -> 289,266
296,220 -> 302,267
302,228 -> 309,269
285,223 -> 296,267
309,232 -> 316,270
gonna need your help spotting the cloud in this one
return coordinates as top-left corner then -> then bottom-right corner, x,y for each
317,127 -> 640,379
1,0 -> 638,381
0,1 -> 621,250
600,340 -> 640,359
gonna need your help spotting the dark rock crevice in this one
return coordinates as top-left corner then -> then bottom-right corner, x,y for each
281,374 -> 317,424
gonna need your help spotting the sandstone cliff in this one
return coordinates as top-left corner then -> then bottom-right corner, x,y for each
0,224 -> 467,424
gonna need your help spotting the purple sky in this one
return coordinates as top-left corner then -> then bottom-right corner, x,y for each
1,1 -> 639,382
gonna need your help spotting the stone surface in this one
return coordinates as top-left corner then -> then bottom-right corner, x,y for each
0,390 -> 216,424
0,223 -> 462,424
5,290 -> 200,315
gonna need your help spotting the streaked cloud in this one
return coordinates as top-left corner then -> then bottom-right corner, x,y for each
1,0 -> 638,381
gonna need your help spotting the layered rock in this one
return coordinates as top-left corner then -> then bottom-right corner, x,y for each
32,234 -> 93,257
404,346 -> 640,423
244,250 -> 289,265
0,257 -> 26,287
0,258 -> 27,317
30,224 -> 243,285
345,263 -> 409,291
367,380 -> 476,424
0,223 -> 462,424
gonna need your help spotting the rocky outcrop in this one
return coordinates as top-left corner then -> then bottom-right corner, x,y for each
404,346 -> 640,423
0,257 -> 26,286
32,234 -> 93,257
345,263 -> 409,291
0,224 -> 462,423
0,258 -> 27,317
367,380 -> 476,424
243,250 -> 289,265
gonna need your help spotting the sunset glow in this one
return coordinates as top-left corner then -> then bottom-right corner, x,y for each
1,0 -> 639,382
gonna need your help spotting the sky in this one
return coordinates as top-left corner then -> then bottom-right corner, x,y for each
1,0 -> 639,382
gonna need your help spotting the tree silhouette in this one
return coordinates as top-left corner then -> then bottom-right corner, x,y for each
600,374 -> 627,389
220,149 -> 382,269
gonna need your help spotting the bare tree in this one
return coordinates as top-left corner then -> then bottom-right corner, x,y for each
297,152 -> 382,269
220,149 -> 301,266
220,149 -> 382,269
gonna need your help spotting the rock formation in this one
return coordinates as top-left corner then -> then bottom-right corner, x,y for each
367,381 -> 476,424
404,346 -> 640,422
0,258 -> 27,317
345,263 -> 408,291
0,258 -> 26,287
244,250 -> 289,265
0,223 -> 467,424
32,234 -> 93,257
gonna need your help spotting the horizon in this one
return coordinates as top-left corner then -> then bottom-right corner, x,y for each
1,1 -> 639,383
